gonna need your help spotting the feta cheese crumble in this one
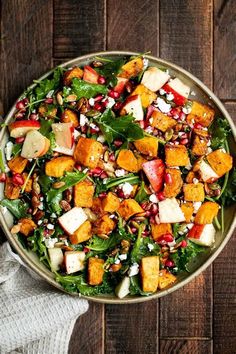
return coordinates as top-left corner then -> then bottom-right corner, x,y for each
119,254 -> 127,261
5,142 -> 13,161
154,97 -> 171,113
115,169 -> 126,177
120,182 -> 133,196
80,114 -> 89,127
128,263 -> 139,277
147,243 -> 154,252
44,238 -> 58,249
149,193 -> 158,203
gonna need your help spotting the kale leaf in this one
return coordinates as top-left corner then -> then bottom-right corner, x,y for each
28,227 -> 50,267
170,240 -> 206,272
220,168 -> 236,206
35,67 -> 63,101
0,199 -> 29,219
71,78 -> 108,99
209,117 -> 231,150
94,57 -> 126,87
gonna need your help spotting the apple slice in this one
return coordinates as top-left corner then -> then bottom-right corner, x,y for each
9,120 -> 40,138
21,130 -> 49,159
158,198 -> 186,223
58,207 -> 88,235
163,78 -> 190,106
121,94 -> 144,121
114,77 -> 128,94
48,248 -> 64,272
196,159 -> 219,182
64,251 -> 86,274
142,159 -> 165,193
53,144 -> 75,156
83,65 -> 99,84
141,67 -> 170,92
52,122 -> 74,149
188,223 -> 215,246
115,276 -> 130,299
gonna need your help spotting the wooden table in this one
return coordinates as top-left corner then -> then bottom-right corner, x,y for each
0,1 -> 235,353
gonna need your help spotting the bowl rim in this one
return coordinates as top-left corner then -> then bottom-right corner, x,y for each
0,50 -> 235,304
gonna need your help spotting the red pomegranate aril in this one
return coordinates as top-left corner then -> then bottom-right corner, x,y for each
94,94 -> 104,102
155,214 -> 160,224
163,233 -> 174,242
15,111 -> 25,119
146,105 -> 154,120
108,90 -> 120,99
194,123 -> 203,129
80,126 -> 88,133
15,100 -> 26,110
150,216 -> 156,224
145,210 -> 151,217
170,108 -> 180,119
12,173 -> 24,186
141,202 -> 148,210
99,192 -> 107,199
142,230 -> 150,236
179,133 -> 188,139
157,191 -> 165,201
150,204 -> 158,216
114,139 -> 123,147
113,102 -> 122,111
100,172 -> 108,179
15,137 -> 25,144
131,227 -> 137,233
180,138 -> 188,145
181,240 -> 188,248
165,259 -> 175,268
75,164 -> 82,171
109,153 -> 115,162
215,189 -> 221,196
83,247 -> 90,253
98,76 -> 106,84
90,127 -> 100,134
27,208 -> 33,214
29,113 -> 38,121
0,173 -> 6,182
94,102 -> 103,111
139,120 -> 145,129
102,99 -> 109,108
89,167 -> 103,176
164,173 -> 172,184
44,98 -> 53,104
179,112 -> 186,121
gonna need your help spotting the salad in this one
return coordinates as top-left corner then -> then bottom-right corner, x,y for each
0,54 -> 235,298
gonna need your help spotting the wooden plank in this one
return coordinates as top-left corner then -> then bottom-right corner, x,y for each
53,0 -> 106,58
214,0 -> 236,99
69,303 -> 104,354
106,0 -> 159,56
213,102 -> 236,353
159,0 -> 213,339
0,0 -> 53,114
160,339 -> 213,354
105,301 -> 158,354
160,0 -> 213,86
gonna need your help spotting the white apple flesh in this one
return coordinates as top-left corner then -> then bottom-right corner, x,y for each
141,67 -> 170,92
9,120 -> 40,138
122,94 -> 144,121
168,78 -> 190,98
188,224 -> 215,247
158,198 -> 186,223
115,276 -> 130,299
48,248 -> 64,272
21,130 -> 49,159
52,122 -> 74,149
64,251 -> 86,274
58,207 -> 88,235
197,159 -> 219,182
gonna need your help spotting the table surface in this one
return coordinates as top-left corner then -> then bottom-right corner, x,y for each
0,1 -> 236,353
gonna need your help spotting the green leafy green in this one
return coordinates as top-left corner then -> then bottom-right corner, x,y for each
71,78 -> 108,99
135,181 -> 149,203
39,118 -> 53,136
0,199 -> 29,218
28,228 -> 50,266
130,225 -> 160,263
97,108 -> 144,145
129,275 -> 152,296
0,149 -> 5,172
209,117 -> 231,150
35,67 -> 63,101
95,57 -> 126,87
95,173 -> 140,196
220,168 -> 236,206
38,175 -> 54,193
87,230 -> 133,253
11,144 -> 22,157
170,240 -> 206,272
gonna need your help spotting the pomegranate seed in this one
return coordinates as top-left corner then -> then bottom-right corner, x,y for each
12,173 -> 24,186
113,102 -> 122,111
0,173 -> 6,182
194,123 -> 203,129
99,192 -> 107,198
109,153 -> 115,162
157,191 -> 165,201
108,90 -> 120,99
15,100 -> 26,110
15,137 -> 25,144
94,94 -> 104,102
15,111 -> 25,119
215,189 -> 221,196
145,210 -> 151,217
164,173 -> 172,184
180,138 -> 188,145
100,172 -> 108,179
170,108 -> 180,119
165,259 -> 175,268
131,227 -> 137,233
27,208 -> 33,214
102,99 -> 109,108
29,113 -> 38,120
179,112 -> 186,121
44,98 -> 53,104
22,98 -> 29,105
179,133 -> 188,139
80,126 -> 88,133
163,233 -> 174,242
94,102 -> 103,111
155,214 -> 160,224
141,202 -> 148,210
146,105 -> 154,120
114,139 -> 123,147
89,167 -> 103,177
117,189 -> 125,198
98,76 -> 106,84
139,120 -> 145,129
142,230 -> 150,236
181,240 -> 188,248
149,204 -> 158,216
150,216 -> 156,224
75,164 -> 82,171
90,127 -> 100,134
83,247 -> 90,253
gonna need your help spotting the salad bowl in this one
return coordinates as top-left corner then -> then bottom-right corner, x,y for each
0,51 -> 235,304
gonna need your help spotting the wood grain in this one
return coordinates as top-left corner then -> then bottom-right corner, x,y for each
53,0 -> 106,58
159,0 -> 213,86
106,0 -> 159,56
160,339 -> 213,354
214,0 -> 236,99
105,301 -> 158,354
0,0 -> 53,114
69,303 -> 104,354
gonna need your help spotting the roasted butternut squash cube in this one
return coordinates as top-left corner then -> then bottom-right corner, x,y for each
74,180 -> 94,208
61,108 -> 79,127
134,136 -> 158,157
70,220 -> 92,244
183,183 -> 205,202
151,223 -> 172,241
4,177 -> 21,199
38,103 -> 57,118
181,202 -> 194,223
206,149 -> 233,177
118,199 -> 144,220
7,156 -> 28,174
163,168 -> 183,198
158,269 -> 176,289
194,201 -> 219,224
74,137 -> 103,169
19,218 -> 36,236
45,156 -> 75,177
91,197 -> 104,215
186,101 -> 215,127
102,192 -> 120,213
93,214 -> 116,236
22,173 -> 33,193
165,144 -> 190,166
192,135 -> 208,156
136,154 -> 147,171
140,256 -> 159,292
130,84 -> 157,108
186,171 -> 197,183
118,57 -> 144,79
63,67 -> 83,85
88,257 -> 105,285
116,149 -> 138,172
150,110 -> 176,132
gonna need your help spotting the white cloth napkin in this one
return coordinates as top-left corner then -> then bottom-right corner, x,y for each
0,242 -> 89,354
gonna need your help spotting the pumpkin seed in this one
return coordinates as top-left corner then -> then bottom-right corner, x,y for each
165,128 -> 174,141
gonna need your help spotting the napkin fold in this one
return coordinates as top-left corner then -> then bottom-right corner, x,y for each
0,242 -> 89,354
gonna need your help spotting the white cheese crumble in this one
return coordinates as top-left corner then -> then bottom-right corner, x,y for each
147,243 -> 154,252
115,169 -> 126,177
97,135 -> 105,143
143,58 -> 149,70
154,97 -> 171,113
106,97 -> 115,108
182,105 -> 192,114
145,126 -> 153,134
5,141 -> 13,161
120,182 -> 133,196
149,193 -> 158,203
128,263 -> 139,277
159,88 -> 166,95
166,92 -> 174,101
193,202 -> 202,213
47,223 -> 54,230
149,117 -> 154,124
187,223 -> 194,229
88,98 -> 95,106
37,220 -> 43,226
119,254 -> 127,261
51,213 -> 57,218
80,114 -> 89,127
114,259 -> 121,265
44,238 -> 58,249
193,178 -> 199,184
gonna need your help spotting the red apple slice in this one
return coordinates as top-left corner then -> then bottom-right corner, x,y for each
121,94 -> 144,121
141,67 -> 170,92
52,122 -> 74,149
53,144 -> 75,156
21,130 -> 49,159
64,251 -> 86,274
38,137 -> 50,157
188,224 -> 215,246
9,120 -> 40,138
163,78 -> 190,106
83,65 -> 99,84
58,207 -> 88,235
114,77 -> 128,93
142,159 -> 165,193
